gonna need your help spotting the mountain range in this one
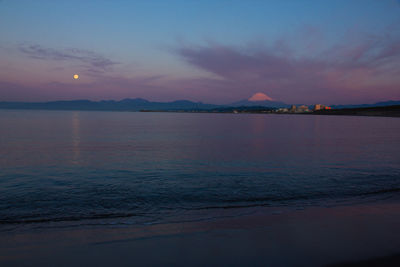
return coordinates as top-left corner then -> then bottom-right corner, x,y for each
0,98 -> 399,111
0,98 -> 217,111
230,99 -> 289,108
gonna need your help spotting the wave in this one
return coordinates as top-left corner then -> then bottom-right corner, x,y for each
0,212 -> 139,225
359,187 -> 400,196
190,187 -> 400,210
1,187 -> 398,226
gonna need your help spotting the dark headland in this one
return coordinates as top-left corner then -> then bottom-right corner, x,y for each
313,105 -> 400,117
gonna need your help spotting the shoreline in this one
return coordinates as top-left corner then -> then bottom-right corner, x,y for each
1,199 -> 399,266
140,110 -> 400,118
1,107 -> 399,118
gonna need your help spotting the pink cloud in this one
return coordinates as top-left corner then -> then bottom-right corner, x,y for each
174,34 -> 400,104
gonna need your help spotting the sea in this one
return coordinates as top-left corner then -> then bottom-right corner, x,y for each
1,110 -> 399,232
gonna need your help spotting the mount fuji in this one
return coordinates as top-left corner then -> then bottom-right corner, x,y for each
230,93 -> 289,108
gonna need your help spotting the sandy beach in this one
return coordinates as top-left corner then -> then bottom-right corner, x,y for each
1,200 -> 399,266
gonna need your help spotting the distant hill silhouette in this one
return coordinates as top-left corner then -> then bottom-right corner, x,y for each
0,98 -> 218,111
230,99 -> 289,108
1,98 -> 399,112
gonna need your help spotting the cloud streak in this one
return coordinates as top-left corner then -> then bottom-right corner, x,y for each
19,44 -> 119,74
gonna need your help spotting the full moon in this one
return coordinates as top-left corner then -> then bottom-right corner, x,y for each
73,74 -> 79,80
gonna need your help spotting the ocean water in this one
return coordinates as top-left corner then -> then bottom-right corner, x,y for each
0,110 -> 399,231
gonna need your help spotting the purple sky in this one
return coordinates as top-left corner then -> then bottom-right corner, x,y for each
1,1 -> 400,105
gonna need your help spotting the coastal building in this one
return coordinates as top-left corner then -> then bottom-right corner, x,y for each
277,108 -> 289,113
314,104 -> 322,111
297,105 -> 309,112
314,104 -> 331,111
273,104 -> 331,114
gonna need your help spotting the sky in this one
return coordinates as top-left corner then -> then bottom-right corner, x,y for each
1,0 -> 400,105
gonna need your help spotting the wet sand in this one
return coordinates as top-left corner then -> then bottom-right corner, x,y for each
1,200 -> 399,266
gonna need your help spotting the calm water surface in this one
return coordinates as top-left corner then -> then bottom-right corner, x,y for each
0,110 -> 399,230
